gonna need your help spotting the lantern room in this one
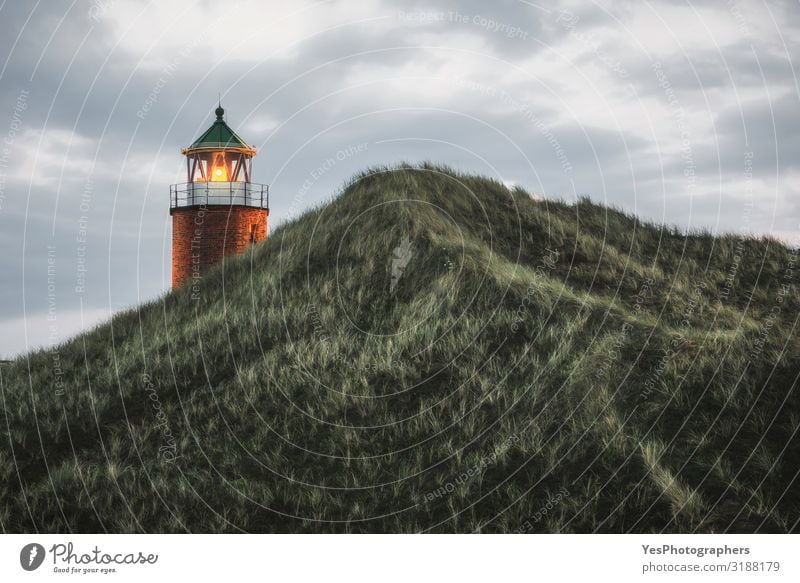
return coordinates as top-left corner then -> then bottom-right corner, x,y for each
170,105 -> 269,209
183,105 -> 255,183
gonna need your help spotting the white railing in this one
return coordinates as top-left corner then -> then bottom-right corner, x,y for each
169,182 -> 269,209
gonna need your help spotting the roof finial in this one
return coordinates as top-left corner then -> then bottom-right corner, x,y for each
215,95 -> 224,121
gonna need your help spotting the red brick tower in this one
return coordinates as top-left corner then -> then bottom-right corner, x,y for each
170,105 -> 269,289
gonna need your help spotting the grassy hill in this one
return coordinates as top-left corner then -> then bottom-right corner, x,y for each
1,164 -> 798,533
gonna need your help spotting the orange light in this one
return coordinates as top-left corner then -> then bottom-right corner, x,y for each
209,153 -> 229,182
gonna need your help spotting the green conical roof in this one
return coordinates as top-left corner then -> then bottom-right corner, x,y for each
183,106 -> 255,154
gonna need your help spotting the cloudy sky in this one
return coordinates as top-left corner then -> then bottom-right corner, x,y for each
0,0 -> 798,358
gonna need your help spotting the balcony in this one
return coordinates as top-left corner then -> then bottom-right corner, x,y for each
169,182 -> 269,210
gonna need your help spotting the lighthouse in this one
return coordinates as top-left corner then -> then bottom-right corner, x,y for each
169,105 -> 269,289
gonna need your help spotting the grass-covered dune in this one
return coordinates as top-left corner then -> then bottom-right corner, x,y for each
1,164 -> 798,533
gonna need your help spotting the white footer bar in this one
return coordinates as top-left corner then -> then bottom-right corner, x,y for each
1,534 -> 795,582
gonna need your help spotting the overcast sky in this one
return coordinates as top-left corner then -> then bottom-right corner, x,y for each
0,0 -> 798,358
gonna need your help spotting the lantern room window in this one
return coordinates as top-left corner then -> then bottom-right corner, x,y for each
188,151 -> 250,182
